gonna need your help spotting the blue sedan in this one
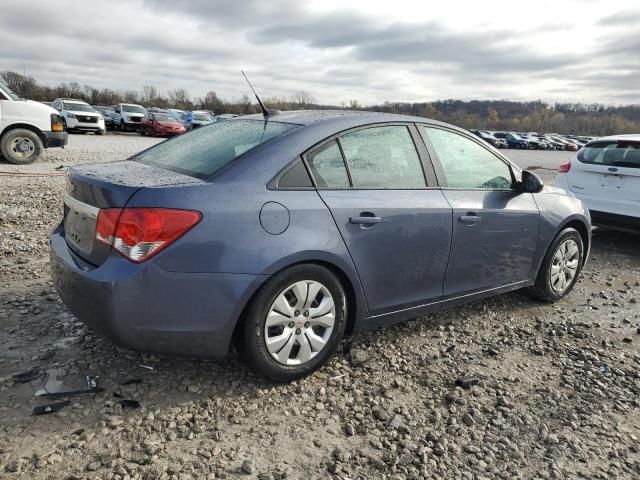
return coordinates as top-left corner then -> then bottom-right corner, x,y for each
50,111 -> 591,381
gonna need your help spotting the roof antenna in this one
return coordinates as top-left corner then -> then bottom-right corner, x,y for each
241,70 -> 279,118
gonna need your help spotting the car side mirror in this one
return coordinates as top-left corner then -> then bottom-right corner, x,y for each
521,170 -> 544,193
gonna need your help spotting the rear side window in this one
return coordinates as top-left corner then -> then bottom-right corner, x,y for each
339,126 -> 426,189
307,140 -> 350,188
578,142 -> 640,168
134,119 -> 300,177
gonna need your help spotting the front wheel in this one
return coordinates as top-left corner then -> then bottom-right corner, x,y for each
239,264 -> 347,382
526,228 -> 583,302
0,129 -> 44,165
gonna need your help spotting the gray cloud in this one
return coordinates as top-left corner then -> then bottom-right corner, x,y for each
598,10 -> 640,26
0,0 -> 637,105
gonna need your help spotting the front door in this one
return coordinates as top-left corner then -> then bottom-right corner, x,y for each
306,125 -> 452,315
420,126 -> 540,296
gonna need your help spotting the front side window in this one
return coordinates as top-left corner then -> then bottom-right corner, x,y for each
0,79 -> 19,100
423,127 -> 513,189
134,119 -> 300,177
306,140 -> 350,188
578,142 -> 640,168
339,126 -> 426,189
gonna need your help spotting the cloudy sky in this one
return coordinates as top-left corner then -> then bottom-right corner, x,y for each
1,0 -> 639,105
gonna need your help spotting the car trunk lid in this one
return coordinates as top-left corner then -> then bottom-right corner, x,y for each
63,160 -> 204,265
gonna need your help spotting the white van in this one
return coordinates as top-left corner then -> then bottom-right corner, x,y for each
0,79 -> 68,164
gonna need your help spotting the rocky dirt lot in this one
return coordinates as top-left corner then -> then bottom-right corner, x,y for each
1,134 -> 639,480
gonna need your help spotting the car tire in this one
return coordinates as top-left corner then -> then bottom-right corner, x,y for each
120,121 -> 125,132
96,129 -> 105,136
140,127 -> 146,136
239,264 -> 347,382
0,128 -> 44,165
526,228 -> 584,302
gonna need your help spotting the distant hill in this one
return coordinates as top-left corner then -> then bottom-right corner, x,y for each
3,70 -> 637,135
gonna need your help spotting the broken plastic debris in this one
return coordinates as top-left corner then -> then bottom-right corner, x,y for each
119,399 -> 141,410
120,378 -> 143,386
455,376 -> 480,389
139,364 -> 154,370
35,369 -> 104,398
12,367 -> 43,384
32,400 -> 70,416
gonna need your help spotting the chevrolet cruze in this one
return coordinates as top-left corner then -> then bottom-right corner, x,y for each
50,111 -> 591,381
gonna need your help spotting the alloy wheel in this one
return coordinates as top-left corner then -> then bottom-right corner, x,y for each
264,280 -> 335,366
549,239 -> 580,293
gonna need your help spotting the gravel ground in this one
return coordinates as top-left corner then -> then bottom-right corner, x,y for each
1,133 -> 639,479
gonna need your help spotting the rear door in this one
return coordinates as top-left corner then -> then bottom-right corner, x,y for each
567,141 -> 640,217
419,125 -> 540,296
305,124 -> 453,315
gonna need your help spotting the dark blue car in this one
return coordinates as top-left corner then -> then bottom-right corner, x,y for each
50,111 -> 591,381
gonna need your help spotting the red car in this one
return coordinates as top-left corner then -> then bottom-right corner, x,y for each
141,112 -> 186,137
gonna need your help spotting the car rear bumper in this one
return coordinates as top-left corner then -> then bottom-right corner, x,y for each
556,176 -> 640,221
44,131 -> 68,148
590,211 -> 640,229
49,223 -> 265,358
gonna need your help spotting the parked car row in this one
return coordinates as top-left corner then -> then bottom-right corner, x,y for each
470,129 -> 599,151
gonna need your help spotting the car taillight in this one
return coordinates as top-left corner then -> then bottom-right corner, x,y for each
95,208 -> 201,263
558,161 -> 572,173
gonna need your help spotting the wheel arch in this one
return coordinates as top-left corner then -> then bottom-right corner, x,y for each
231,257 -> 364,347
533,215 -> 591,280
561,218 -> 590,264
0,123 -> 46,145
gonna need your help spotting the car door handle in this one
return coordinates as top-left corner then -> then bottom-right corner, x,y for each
350,214 -> 382,225
459,214 -> 482,224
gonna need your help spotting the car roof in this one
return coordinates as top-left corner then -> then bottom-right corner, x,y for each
589,134 -> 640,144
59,98 -> 87,103
241,109 -> 457,129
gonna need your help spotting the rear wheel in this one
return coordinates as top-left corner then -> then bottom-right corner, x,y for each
239,264 -> 347,382
0,129 -> 44,165
526,228 -> 583,302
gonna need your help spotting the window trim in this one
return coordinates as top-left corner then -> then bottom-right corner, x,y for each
267,157 -> 316,191
301,122 -> 437,191
417,124 -> 520,191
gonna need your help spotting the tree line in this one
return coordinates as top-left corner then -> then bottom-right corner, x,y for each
2,70 -> 638,135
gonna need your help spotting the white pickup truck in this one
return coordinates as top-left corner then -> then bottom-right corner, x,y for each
110,103 -> 146,132
0,79 -> 67,164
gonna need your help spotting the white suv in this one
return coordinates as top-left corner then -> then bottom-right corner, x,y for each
555,135 -> 640,228
111,103 -> 146,132
52,98 -> 105,135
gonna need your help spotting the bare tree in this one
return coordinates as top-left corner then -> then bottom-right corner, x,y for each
291,91 -> 316,107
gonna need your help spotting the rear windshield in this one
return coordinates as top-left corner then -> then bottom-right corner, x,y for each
578,141 -> 640,168
133,119 -> 300,177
